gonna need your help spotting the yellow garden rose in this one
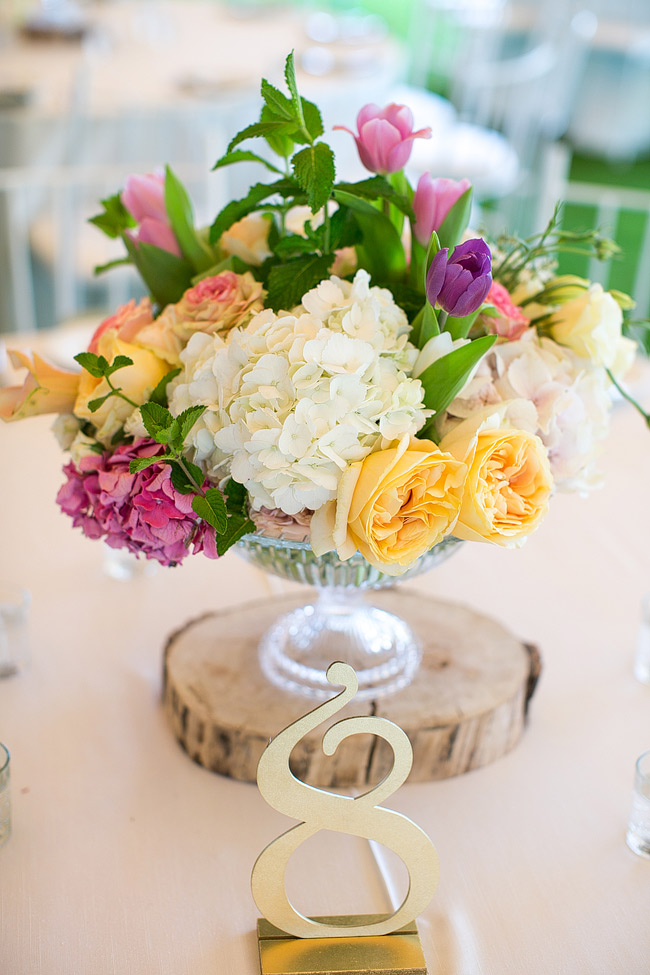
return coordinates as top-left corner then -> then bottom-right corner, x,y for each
439,405 -> 553,547
220,213 -> 272,266
74,330 -> 168,443
310,436 -> 467,575
550,283 -> 622,368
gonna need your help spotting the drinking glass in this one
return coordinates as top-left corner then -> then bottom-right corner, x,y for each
0,745 -> 10,850
626,749 -> 650,858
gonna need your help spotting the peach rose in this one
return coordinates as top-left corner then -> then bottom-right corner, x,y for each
88,298 -> 154,353
74,330 -> 168,443
311,436 -> 467,574
439,404 -> 552,547
220,213 -> 272,266
0,350 -> 79,421
136,271 -> 265,363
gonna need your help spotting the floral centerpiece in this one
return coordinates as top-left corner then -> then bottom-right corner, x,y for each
2,55 -> 647,695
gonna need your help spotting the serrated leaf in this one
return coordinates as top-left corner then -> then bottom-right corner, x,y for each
128,456 -> 165,475
227,119 -> 298,154
150,368 -> 181,407
436,187 -> 473,251
418,334 -> 496,415
260,104 -> 296,157
177,405 -> 207,443
292,143 -> 335,214
140,401 -> 173,440
217,514 -> 255,556
192,489 -> 227,534
88,193 -> 135,240
88,393 -> 112,413
302,99 -> 324,141
212,149 -> 283,175
208,179 -> 299,245
284,51 -> 301,117
170,459 -> 204,494
74,352 -> 104,378
335,177 -> 413,218
261,78 -> 295,121
273,234 -> 319,258
266,253 -> 333,311
105,355 -> 133,376
224,478 -> 249,515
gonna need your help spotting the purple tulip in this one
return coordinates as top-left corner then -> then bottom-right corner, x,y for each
426,238 -> 492,317
412,175 -> 472,246
122,171 -> 181,257
334,103 -> 431,175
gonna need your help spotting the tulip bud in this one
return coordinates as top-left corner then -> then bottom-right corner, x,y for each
412,175 -> 471,246
334,103 -> 431,175
122,171 -> 181,257
426,238 -> 492,318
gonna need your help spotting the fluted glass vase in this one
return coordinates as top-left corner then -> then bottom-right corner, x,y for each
236,534 -> 462,700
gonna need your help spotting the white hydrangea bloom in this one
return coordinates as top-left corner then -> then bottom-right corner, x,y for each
440,330 -> 612,492
168,270 -> 428,515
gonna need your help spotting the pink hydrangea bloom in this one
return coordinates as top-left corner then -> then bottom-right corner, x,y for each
56,439 -> 218,566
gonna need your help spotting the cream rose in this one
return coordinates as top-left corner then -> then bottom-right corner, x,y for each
74,330 -> 168,443
311,436 -> 467,574
439,404 -> 553,547
550,284 -> 623,368
220,213 -> 272,266
137,271 -> 265,363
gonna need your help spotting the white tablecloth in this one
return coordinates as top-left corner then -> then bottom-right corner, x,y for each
1,386 -> 650,973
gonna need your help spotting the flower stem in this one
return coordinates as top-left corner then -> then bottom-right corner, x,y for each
605,368 -> 650,427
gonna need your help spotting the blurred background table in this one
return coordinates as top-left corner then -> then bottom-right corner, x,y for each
0,354 -> 649,973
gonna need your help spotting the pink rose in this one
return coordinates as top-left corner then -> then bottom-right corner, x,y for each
122,171 -> 181,257
412,175 -> 471,246
335,103 -> 431,175
137,271 -> 265,363
485,282 -> 531,341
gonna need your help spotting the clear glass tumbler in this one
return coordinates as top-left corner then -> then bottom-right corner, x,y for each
626,749 -> 650,858
634,594 -> 650,684
0,744 -> 10,850
0,582 -> 30,678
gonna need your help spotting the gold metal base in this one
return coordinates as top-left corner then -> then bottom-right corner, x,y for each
256,915 -> 427,975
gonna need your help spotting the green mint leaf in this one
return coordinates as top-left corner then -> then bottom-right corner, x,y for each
216,514 -> 255,556
177,405 -> 207,443
212,149 -> 283,175
105,355 -> 133,376
417,334 -> 496,415
208,179 -> 300,245
164,166 -> 215,273
170,459 -> 204,494
292,143 -> 335,214
88,193 -> 135,239
284,51 -> 301,120
260,78 -> 295,121
272,234 -> 319,258
267,253 -> 333,311
150,368 -> 181,407
326,206 -> 362,251
192,489 -> 227,534
74,352 -> 105,378
227,120 -> 298,154
140,401 -> 173,440
128,456 -> 166,475
224,478 -> 249,515
260,104 -> 296,157
302,99 -> 324,141
88,393 -> 112,413
335,177 -> 413,218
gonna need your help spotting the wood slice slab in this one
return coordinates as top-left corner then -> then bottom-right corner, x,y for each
162,590 -> 540,788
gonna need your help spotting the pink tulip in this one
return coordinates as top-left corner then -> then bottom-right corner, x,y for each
335,103 -> 431,175
412,175 -> 471,245
121,171 -> 181,257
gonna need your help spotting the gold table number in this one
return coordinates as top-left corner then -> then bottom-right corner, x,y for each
251,662 -> 439,975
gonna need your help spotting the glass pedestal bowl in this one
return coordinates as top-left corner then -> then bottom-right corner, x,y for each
236,534 -> 462,701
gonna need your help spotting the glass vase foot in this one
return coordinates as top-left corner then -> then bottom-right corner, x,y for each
259,588 -> 421,700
